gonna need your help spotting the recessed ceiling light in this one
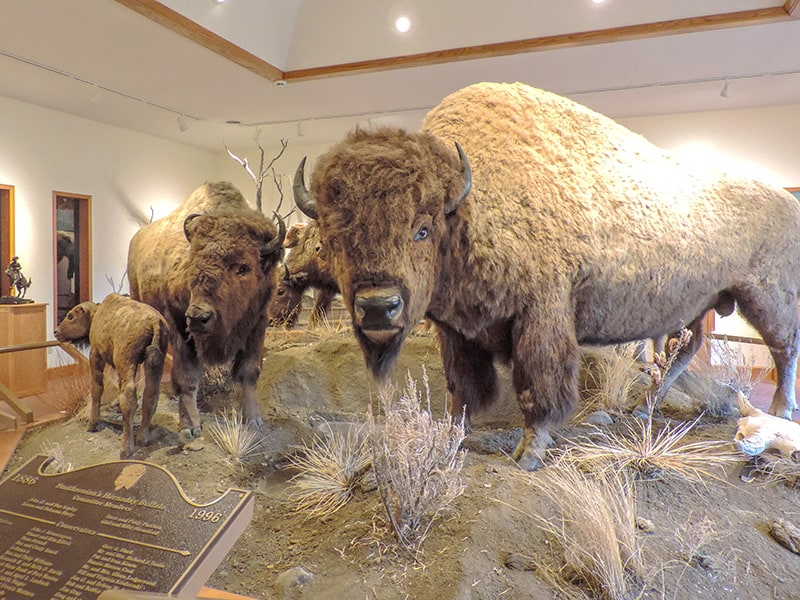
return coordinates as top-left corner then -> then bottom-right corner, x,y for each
394,15 -> 411,33
591,0 -> 606,4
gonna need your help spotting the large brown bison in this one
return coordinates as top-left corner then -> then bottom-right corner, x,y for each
55,294 -> 168,459
293,82 -> 800,470
267,221 -> 340,328
128,181 -> 285,440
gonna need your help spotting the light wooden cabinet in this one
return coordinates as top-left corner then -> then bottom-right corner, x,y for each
0,303 -> 47,397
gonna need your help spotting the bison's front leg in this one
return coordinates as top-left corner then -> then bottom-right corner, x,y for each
171,336 -> 203,441
436,323 -> 499,433
231,322 -> 267,428
511,316 -> 580,471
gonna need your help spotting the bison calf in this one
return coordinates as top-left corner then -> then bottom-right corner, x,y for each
55,293 -> 169,459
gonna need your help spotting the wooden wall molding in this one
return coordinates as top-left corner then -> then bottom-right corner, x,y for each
115,2 -> 793,83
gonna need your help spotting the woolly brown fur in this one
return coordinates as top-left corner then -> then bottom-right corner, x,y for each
55,293 -> 168,459
307,82 -> 800,469
127,181 -> 284,435
267,220 -> 340,327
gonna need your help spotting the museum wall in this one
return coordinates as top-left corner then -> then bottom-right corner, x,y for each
3,92 -> 800,355
0,95 -> 215,334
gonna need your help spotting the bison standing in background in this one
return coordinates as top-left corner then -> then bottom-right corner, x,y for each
294,81 -> 800,470
128,181 -> 285,440
55,294 -> 168,459
267,221 -> 340,328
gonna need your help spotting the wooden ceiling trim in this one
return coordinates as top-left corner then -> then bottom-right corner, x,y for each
113,0 -> 284,81
117,2 -> 790,85
284,7 -> 790,82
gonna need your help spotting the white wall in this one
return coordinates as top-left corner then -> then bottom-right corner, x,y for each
0,95 -> 215,331
3,94 -> 800,349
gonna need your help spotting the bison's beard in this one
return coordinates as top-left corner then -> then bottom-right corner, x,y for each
354,325 -> 409,381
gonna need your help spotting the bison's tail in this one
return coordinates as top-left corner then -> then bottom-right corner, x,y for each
145,321 -> 167,370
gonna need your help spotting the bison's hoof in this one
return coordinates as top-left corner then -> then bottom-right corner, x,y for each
178,426 -> 202,444
87,422 -> 99,433
119,449 -> 134,460
246,415 -> 264,429
515,450 -> 544,471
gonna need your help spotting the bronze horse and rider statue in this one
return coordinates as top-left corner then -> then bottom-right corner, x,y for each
3,256 -> 33,303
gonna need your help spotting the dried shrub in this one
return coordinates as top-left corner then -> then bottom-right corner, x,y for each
703,335 -> 772,398
44,350 -> 92,417
287,421 -> 372,518
368,369 -> 466,557
563,329 -> 739,481
41,442 -> 73,473
207,410 -> 264,466
513,462 -> 642,600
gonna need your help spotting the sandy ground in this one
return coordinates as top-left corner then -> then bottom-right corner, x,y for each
6,328 -> 800,600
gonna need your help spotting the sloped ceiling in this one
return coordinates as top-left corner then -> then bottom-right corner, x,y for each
1,0 -> 799,150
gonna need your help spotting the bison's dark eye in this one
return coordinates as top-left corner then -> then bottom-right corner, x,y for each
414,226 -> 429,241
236,264 -> 251,276
277,288 -> 285,296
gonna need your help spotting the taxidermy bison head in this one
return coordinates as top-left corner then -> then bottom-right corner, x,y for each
181,208 -> 284,357
55,301 -> 98,344
267,264 -> 305,327
293,127 -> 470,378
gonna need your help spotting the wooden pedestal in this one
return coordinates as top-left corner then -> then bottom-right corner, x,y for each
0,302 -> 47,397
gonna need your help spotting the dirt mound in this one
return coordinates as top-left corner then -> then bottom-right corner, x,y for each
6,330 -> 800,599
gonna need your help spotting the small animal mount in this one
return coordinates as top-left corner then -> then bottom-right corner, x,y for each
734,391 -> 800,459
2,256 -> 33,303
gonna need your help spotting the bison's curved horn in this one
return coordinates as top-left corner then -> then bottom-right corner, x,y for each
282,263 -> 291,282
262,211 -> 287,260
293,157 -> 319,220
183,213 -> 203,241
444,142 -> 472,215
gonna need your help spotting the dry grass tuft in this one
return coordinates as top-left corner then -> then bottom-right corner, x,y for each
563,329 -> 739,481
369,369 -> 466,557
510,462 -> 642,600
561,416 -> 738,482
577,343 -> 641,421
748,453 -> 800,488
207,410 -> 265,466
287,421 -> 372,518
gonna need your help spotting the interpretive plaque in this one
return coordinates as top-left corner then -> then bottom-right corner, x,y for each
0,455 -> 253,599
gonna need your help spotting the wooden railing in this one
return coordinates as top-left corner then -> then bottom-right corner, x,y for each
0,341 -> 88,428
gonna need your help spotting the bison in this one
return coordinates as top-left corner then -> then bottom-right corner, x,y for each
267,221 -> 340,328
128,181 -> 285,440
293,81 -> 800,470
55,293 -> 168,459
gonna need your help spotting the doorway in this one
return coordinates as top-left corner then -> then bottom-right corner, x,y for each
53,192 -> 91,325
0,185 -> 13,297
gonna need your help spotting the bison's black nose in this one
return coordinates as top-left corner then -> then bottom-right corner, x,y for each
354,290 -> 404,330
186,304 -> 215,331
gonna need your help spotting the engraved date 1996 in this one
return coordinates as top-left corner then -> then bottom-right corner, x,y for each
188,509 -> 222,523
